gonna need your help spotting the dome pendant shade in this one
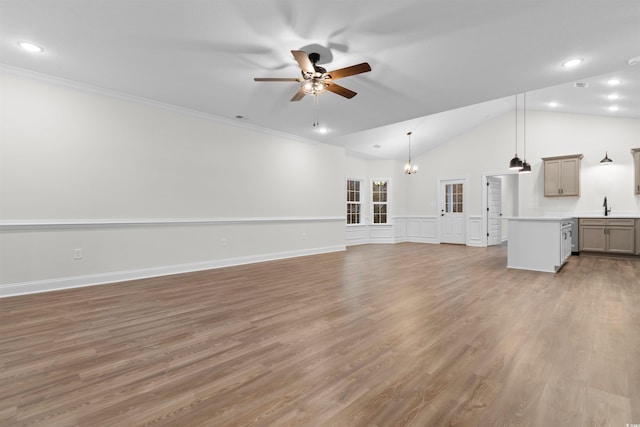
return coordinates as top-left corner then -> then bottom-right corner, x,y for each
519,160 -> 531,173
600,151 -> 613,164
509,155 -> 523,170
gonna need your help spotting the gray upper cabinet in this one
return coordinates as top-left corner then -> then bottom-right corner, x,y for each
542,154 -> 583,197
632,148 -> 640,195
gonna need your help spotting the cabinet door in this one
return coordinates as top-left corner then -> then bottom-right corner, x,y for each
607,227 -> 635,254
544,160 -> 561,196
562,229 -> 571,262
560,158 -> 580,196
580,226 -> 606,252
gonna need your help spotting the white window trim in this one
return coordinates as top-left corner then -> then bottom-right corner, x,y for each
370,177 -> 392,225
346,177 -> 364,226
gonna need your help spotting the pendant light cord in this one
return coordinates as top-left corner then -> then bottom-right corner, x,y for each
523,93 -> 526,160
514,94 -> 518,155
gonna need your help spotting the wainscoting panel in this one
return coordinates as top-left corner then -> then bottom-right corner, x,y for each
467,216 -> 484,247
369,225 -> 395,243
347,217 -> 440,246
0,217 -> 345,297
345,225 -> 369,246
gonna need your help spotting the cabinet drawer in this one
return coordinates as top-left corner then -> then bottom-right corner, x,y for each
579,218 -> 635,226
607,218 -> 635,226
580,219 -> 606,226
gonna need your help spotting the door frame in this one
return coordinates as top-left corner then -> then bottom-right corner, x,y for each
437,176 -> 469,244
481,171 -> 523,247
486,176 -> 503,246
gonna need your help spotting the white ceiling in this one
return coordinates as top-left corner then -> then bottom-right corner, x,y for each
1,0 -> 639,160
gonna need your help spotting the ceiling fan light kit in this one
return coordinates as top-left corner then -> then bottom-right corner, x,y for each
254,50 -> 371,102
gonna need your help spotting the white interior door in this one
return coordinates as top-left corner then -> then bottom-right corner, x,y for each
440,179 -> 466,244
487,176 -> 502,246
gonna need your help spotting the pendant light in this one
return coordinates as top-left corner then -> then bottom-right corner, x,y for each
404,131 -> 418,174
509,94 -> 523,170
520,92 -> 531,174
600,151 -> 613,164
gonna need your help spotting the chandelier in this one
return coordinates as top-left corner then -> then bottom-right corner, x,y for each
404,131 -> 418,174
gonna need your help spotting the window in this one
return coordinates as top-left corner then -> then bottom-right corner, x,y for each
346,179 -> 362,224
444,183 -> 464,213
372,180 -> 389,224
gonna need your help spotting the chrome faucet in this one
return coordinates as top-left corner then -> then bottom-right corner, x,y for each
603,196 -> 611,216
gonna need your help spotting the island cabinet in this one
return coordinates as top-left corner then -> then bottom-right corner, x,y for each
507,217 -> 573,273
579,218 -> 635,254
632,148 -> 640,195
542,154 -> 583,197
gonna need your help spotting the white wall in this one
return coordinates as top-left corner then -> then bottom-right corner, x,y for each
519,111 -> 640,216
347,108 -> 639,246
0,71 -> 346,296
406,110 -> 640,218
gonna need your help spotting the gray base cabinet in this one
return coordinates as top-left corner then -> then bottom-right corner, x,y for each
637,219 -> 640,256
579,218 -> 635,254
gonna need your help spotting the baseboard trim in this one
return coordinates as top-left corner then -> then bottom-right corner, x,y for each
0,245 -> 345,298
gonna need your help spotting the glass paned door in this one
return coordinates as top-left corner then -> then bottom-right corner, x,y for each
440,179 -> 466,244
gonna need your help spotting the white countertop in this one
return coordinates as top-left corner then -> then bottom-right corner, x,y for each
505,216 -> 573,222
575,214 -> 640,218
506,214 -> 640,220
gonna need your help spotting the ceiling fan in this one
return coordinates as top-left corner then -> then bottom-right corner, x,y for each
253,50 -> 371,101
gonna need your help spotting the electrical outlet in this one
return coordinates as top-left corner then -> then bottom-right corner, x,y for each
73,248 -> 83,260
220,238 -> 228,247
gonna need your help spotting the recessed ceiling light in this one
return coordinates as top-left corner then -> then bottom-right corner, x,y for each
574,82 -> 589,88
607,93 -> 620,100
549,101 -> 558,108
561,58 -> 583,68
373,144 -> 381,149
607,78 -> 621,86
317,127 -> 328,134
608,105 -> 619,112
18,41 -> 43,53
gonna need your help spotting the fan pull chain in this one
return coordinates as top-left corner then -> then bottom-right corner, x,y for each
312,94 -> 320,127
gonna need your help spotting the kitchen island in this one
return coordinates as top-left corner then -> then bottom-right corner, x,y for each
507,217 -> 573,273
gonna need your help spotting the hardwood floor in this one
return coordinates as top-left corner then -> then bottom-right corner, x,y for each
1,243 -> 639,426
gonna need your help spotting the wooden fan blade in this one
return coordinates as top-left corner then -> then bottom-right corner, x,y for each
290,87 -> 306,101
291,50 -> 314,74
254,77 -> 301,82
326,62 -> 371,80
326,82 -> 357,99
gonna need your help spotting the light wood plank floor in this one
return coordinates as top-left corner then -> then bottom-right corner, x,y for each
1,243 -> 639,426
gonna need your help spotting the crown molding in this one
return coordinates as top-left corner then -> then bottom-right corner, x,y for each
0,63 -> 323,147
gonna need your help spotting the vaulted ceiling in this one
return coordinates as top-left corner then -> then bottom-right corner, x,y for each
1,0 -> 639,160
